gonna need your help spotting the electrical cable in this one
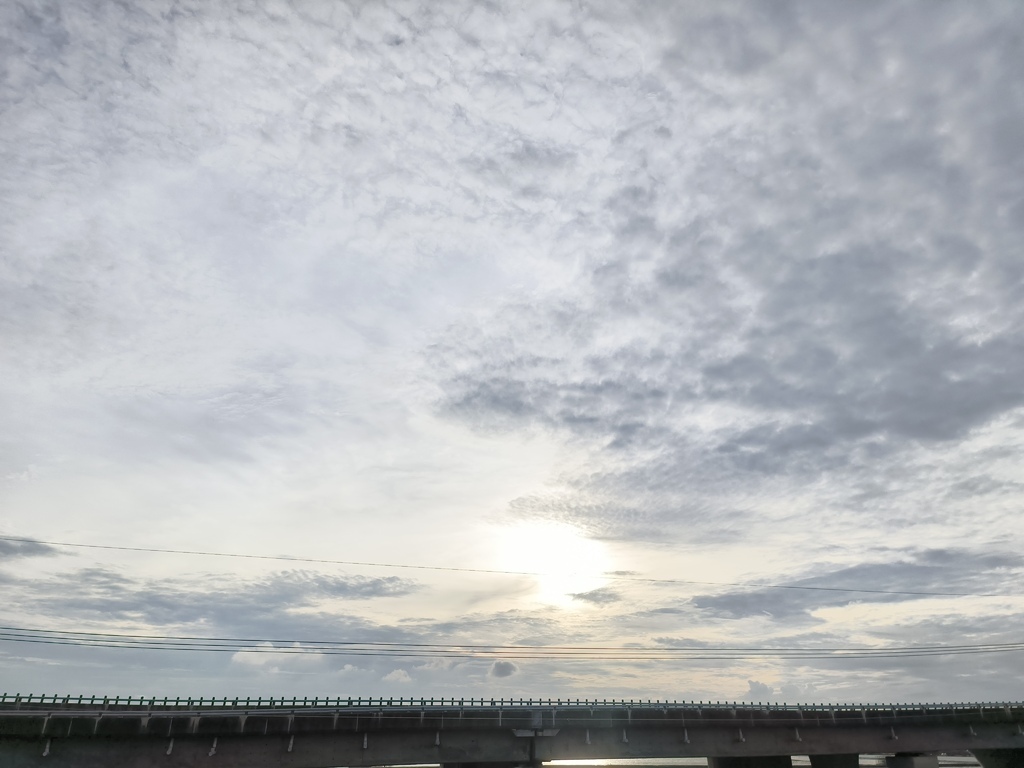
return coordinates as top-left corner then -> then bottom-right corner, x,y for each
3,626 -> 1024,661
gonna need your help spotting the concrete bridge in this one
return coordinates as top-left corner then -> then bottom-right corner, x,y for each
2,694 -> 1023,768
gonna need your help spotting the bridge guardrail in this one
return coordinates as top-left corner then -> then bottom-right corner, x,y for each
2,693 -> 1023,716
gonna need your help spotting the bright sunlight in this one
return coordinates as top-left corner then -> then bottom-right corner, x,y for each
489,521 -> 612,607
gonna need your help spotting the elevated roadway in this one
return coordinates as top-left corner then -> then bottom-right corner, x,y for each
2,695 -> 1023,768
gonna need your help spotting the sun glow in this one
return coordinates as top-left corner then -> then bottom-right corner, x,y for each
488,521 -> 612,607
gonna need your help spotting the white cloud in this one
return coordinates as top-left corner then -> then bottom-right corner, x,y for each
745,680 -> 774,700
382,669 -> 412,684
230,644 -> 323,669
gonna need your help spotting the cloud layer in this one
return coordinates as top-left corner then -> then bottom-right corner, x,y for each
2,0 -> 1023,702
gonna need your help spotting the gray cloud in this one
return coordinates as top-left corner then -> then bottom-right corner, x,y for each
410,610 -> 586,647
3,567 -> 418,628
691,548 -> 1023,620
0,538 -> 61,559
489,660 -> 518,678
507,492 -> 747,544
433,1 -> 1024,550
570,587 -> 623,605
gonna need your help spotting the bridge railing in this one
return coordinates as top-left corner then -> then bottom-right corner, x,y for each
1,694 -> 709,708
1,693 -> 1022,713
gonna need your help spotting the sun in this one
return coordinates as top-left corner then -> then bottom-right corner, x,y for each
488,520 -> 612,607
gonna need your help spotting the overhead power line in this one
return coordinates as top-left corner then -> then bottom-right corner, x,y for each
3,626 -> 1024,661
0,534 -> 1015,599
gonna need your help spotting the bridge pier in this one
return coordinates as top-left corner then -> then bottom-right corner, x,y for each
709,756 -> 793,768
971,750 -> 1024,768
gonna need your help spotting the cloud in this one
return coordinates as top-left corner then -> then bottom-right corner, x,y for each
571,587 -> 623,605
489,660 -> 518,678
778,682 -> 815,701
507,492 -> 748,544
690,548 -> 1023,620
230,643 -> 324,668
382,669 -> 412,683
0,567 -> 419,628
431,1 -> 1024,556
745,680 -> 774,700
409,609 -> 584,647
0,538 -> 61,559
2,0 -> 1024,704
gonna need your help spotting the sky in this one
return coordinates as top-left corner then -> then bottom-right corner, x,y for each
2,0 -> 1024,704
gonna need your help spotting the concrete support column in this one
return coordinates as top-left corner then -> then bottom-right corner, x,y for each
810,754 -> 860,768
971,750 -> 1024,768
709,756 -> 794,768
885,754 -> 939,768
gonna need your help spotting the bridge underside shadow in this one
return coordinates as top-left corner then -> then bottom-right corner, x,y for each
972,750 -> 1024,768
709,757 -> 859,768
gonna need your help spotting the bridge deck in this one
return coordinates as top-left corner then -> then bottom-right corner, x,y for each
2,696 -> 1023,768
